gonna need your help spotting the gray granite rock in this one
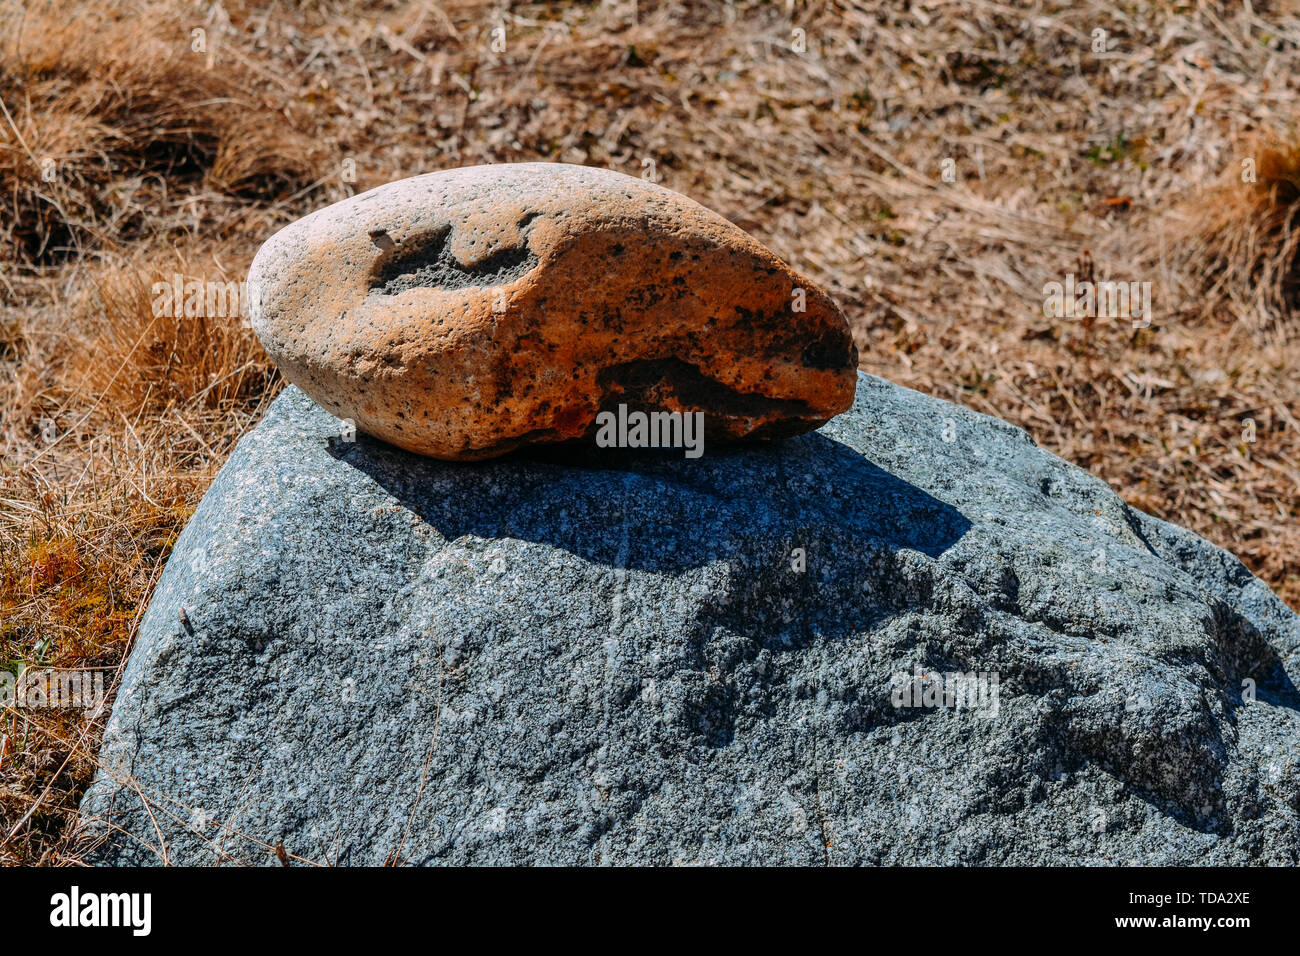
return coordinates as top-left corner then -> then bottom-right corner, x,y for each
80,373 -> 1300,865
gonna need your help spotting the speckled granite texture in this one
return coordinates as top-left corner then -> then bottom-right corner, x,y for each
80,373 -> 1300,864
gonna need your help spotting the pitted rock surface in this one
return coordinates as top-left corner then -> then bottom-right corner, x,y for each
247,163 -> 857,460
80,374 -> 1300,865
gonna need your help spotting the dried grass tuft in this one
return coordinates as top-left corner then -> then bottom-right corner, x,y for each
1174,128 -> 1300,325
0,0 -> 318,265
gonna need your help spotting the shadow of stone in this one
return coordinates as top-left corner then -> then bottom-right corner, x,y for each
326,429 -> 973,574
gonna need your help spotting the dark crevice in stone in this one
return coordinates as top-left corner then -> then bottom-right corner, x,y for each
801,327 -> 858,371
370,226 -> 538,295
595,357 -> 816,422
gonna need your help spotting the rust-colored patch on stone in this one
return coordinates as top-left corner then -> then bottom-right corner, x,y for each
248,163 -> 858,460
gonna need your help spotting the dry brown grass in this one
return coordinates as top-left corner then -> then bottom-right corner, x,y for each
1,0 -> 1298,864
1145,127 -> 1300,325
0,2 -> 319,265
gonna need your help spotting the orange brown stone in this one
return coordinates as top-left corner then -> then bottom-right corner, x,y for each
248,163 -> 858,460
